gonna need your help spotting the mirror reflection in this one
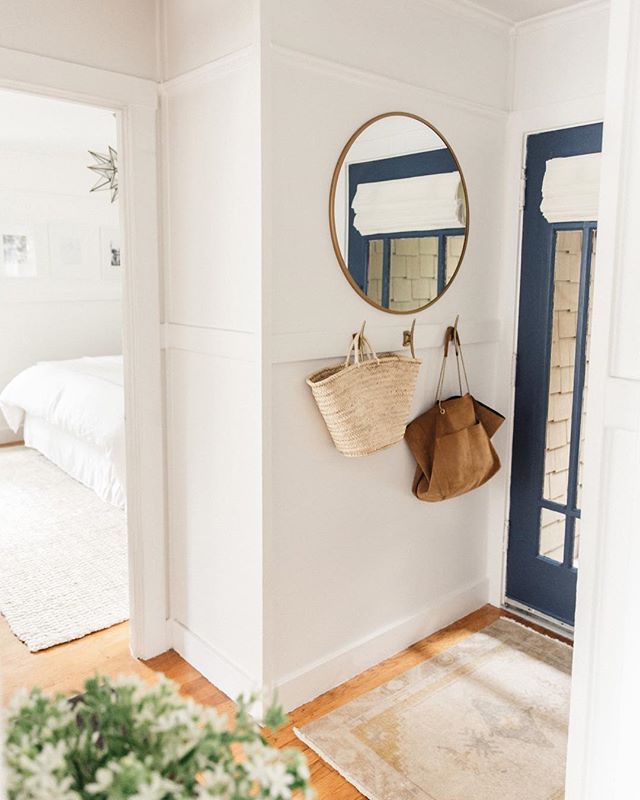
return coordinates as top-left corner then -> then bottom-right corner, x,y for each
330,113 -> 468,313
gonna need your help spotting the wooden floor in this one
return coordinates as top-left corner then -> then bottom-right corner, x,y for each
0,604 -> 564,799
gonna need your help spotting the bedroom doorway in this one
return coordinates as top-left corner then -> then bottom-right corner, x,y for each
0,53 -> 166,686
0,89 -> 131,656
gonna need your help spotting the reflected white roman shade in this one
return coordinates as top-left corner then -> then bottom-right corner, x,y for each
351,172 -> 464,236
540,153 -> 601,223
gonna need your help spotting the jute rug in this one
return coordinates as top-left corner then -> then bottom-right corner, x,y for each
296,618 -> 571,800
0,446 -> 128,651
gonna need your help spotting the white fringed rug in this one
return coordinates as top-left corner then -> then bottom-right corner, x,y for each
296,619 -> 571,800
0,446 -> 128,651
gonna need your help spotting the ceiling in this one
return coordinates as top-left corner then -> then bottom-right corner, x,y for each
468,0 -> 591,23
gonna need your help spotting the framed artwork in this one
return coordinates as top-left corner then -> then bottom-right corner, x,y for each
48,225 -> 92,279
100,225 -> 122,280
1,228 -> 37,277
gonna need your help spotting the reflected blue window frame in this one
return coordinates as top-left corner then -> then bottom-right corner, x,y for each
347,148 -> 461,307
363,229 -> 464,307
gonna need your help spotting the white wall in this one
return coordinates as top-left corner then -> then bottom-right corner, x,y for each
487,0 -> 610,605
261,0 -> 510,708
0,0 -> 158,79
160,1 -> 265,698
566,3 -> 639,796
158,0 -> 616,717
0,93 -> 121,442
157,0 -> 512,707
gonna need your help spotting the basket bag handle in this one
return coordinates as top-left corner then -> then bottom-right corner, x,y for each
435,322 -> 471,414
345,321 -> 381,367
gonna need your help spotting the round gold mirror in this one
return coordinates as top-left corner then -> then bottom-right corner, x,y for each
329,112 -> 469,314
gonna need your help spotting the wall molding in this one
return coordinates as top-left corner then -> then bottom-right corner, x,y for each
161,322 -> 258,362
269,43 -> 509,120
409,0 -> 512,33
160,45 -> 256,95
271,318 -> 501,364
171,619 -> 259,701
275,578 -> 489,711
0,46 -> 156,109
513,0 -> 609,34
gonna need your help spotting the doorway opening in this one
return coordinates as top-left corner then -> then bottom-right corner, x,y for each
0,89 -> 129,663
506,123 -> 602,627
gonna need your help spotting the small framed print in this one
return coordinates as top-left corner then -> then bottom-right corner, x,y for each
48,225 -> 92,279
100,226 -> 122,280
1,229 -> 37,277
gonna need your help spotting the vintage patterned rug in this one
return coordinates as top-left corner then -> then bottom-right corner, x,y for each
296,618 -> 571,800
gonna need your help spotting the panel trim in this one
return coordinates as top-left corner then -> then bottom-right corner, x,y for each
0,46 -> 157,108
271,318 -> 500,364
269,43 -> 508,120
171,619 -> 259,701
160,45 -> 256,95
274,579 -> 488,711
162,322 -> 258,362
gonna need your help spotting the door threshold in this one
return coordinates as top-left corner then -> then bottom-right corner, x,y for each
503,599 -> 574,641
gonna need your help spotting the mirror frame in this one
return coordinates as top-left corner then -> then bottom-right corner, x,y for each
329,111 -> 470,315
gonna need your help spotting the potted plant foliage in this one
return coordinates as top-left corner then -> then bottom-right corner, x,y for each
4,675 -> 312,800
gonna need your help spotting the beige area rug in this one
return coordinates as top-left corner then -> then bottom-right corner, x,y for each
296,619 -> 571,800
0,446 -> 128,651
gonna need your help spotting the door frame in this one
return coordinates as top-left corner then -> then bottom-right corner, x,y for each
0,47 -> 168,659
494,103 -> 606,623
506,123 -> 602,626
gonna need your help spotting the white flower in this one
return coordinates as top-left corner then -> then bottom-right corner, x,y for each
8,686 -> 31,710
85,765 -> 116,794
131,772 -> 179,800
263,761 -> 295,799
197,763 -> 234,792
201,706 -> 227,734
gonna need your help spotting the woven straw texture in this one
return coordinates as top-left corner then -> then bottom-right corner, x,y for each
307,339 -> 421,456
0,446 -> 128,651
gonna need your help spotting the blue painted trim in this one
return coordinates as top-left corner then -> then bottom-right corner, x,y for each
437,235 -> 447,294
506,122 -> 602,626
360,228 -> 464,309
381,239 -> 391,308
540,498 -> 582,518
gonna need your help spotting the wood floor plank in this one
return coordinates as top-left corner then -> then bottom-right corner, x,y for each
1,604 -> 554,800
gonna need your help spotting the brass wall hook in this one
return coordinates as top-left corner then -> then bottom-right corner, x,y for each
403,319 -> 417,359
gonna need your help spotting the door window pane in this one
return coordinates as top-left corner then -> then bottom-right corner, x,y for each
573,517 -> 581,568
576,230 -> 596,512
445,234 -> 464,282
542,229 -> 583,505
366,240 -> 383,305
539,508 -> 566,563
388,237 -> 437,311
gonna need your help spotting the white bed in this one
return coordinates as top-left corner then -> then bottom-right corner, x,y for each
0,356 -> 126,508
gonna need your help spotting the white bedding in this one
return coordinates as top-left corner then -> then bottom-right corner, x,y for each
0,356 -> 126,508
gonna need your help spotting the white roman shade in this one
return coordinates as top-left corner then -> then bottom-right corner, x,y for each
351,172 -> 465,236
540,153 -> 601,223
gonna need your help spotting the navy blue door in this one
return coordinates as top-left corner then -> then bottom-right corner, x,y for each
506,123 -> 602,626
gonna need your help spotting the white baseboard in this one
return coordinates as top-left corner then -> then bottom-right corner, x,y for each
170,619 -> 259,702
275,578 -> 489,711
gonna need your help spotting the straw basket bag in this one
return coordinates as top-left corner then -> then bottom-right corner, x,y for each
306,324 -> 422,457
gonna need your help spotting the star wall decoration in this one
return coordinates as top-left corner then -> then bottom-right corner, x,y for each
88,146 -> 118,203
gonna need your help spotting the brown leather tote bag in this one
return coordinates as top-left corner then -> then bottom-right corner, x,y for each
405,326 -> 504,502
